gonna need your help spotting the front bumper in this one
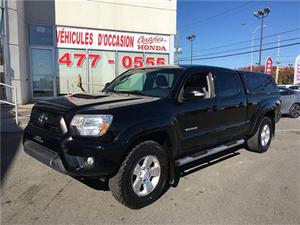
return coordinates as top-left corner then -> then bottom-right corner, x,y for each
24,140 -> 69,175
23,125 -> 127,178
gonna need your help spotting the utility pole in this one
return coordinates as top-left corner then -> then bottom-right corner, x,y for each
186,34 -> 196,65
253,7 -> 271,72
175,30 -> 179,65
258,16 -> 264,71
275,34 -> 280,83
251,25 -> 266,72
174,30 -> 182,65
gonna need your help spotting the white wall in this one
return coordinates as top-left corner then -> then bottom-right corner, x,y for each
6,0 -> 30,104
55,0 -> 176,35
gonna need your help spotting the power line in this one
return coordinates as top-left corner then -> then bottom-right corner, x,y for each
183,1 -> 257,28
190,28 -> 300,53
179,42 -> 300,61
179,37 -> 300,60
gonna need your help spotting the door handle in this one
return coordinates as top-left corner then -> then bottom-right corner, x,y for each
212,105 -> 218,111
207,105 -> 218,112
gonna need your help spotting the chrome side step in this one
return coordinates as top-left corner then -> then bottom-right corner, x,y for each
175,139 -> 245,166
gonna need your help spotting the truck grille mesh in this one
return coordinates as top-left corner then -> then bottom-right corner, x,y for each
30,108 -> 63,134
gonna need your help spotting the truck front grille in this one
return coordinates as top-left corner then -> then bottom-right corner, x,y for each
30,108 -> 64,134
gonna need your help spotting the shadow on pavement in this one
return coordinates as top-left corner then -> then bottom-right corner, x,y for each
174,146 -> 241,186
75,146 -> 242,193
1,132 -> 23,184
74,177 -> 110,191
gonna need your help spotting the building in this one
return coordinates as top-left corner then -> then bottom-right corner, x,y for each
0,0 -> 177,104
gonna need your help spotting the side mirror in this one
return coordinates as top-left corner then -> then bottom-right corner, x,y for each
104,82 -> 111,89
183,88 -> 205,99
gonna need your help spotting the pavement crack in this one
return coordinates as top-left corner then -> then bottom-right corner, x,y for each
42,179 -> 72,212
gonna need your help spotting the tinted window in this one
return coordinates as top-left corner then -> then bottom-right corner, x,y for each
240,72 -> 278,94
29,25 -> 53,46
183,72 -> 212,99
290,86 -> 300,90
279,88 -> 292,96
215,72 -> 240,98
264,76 -> 278,93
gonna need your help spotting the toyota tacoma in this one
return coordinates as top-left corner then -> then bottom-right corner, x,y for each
24,65 -> 281,209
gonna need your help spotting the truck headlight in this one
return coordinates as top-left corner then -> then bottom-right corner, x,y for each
70,115 -> 113,136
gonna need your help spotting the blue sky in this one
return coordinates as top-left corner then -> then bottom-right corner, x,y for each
177,0 -> 300,69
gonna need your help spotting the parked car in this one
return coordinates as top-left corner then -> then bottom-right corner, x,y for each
289,85 -> 300,92
279,87 -> 300,118
278,84 -> 300,92
23,66 -> 281,209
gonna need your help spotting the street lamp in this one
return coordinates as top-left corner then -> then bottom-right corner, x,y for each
253,7 -> 271,72
251,24 -> 267,72
186,34 -> 196,64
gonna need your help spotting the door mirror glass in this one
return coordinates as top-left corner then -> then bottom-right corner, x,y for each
183,88 -> 205,99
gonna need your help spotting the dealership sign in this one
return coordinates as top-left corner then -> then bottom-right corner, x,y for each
56,27 -> 170,53
264,56 -> 273,74
294,54 -> 300,84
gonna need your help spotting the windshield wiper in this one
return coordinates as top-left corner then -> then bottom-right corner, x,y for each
114,90 -> 147,96
103,89 -> 116,93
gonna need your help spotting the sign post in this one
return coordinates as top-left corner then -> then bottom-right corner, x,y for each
264,56 -> 273,75
294,54 -> 300,84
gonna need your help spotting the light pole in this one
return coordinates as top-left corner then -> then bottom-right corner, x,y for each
186,34 -> 196,64
253,7 -> 271,72
251,25 -> 267,72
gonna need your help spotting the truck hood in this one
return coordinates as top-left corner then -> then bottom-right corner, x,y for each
34,93 -> 160,113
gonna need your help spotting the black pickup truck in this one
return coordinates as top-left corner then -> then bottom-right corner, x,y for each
24,65 -> 281,209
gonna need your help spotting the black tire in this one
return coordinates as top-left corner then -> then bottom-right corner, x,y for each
246,117 -> 273,153
289,103 -> 300,118
109,141 -> 168,209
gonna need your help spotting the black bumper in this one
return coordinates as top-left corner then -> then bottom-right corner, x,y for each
24,140 -> 69,175
23,125 -> 127,178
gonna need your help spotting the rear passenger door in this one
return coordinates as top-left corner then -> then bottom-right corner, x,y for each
213,71 -> 248,142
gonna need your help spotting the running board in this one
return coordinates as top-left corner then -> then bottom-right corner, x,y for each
175,139 -> 245,166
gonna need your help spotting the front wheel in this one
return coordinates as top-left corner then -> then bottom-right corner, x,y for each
289,103 -> 300,118
109,141 -> 168,209
246,117 -> 273,153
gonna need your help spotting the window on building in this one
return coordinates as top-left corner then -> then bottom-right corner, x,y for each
29,25 -> 53,46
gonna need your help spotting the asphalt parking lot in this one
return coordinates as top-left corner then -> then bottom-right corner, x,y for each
1,117 -> 300,225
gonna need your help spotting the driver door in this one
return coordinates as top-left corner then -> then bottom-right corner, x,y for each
176,70 -> 219,153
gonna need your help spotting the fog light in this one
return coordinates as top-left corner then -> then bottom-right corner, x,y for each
86,157 -> 94,166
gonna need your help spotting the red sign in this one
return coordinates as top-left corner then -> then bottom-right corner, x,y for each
56,27 -> 170,53
58,52 -> 165,68
264,56 -> 273,74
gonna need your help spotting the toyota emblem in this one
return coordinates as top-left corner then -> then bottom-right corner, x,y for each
38,113 -> 48,125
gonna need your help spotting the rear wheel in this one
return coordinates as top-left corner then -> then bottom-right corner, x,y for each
247,117 -> 273,153
289,103 -> 300,118
109,141 -> 168,209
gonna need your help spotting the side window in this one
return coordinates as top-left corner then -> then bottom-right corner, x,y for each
279,89 -> 292,96
263,76 -> 278,93
215,72 -> 240,98
183,72 -> 213,99
241,72 -> 278,94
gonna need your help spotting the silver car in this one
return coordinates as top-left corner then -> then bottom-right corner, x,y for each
279,87 -> 300,118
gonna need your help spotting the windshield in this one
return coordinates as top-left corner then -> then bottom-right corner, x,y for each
103,68 -> 183,98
